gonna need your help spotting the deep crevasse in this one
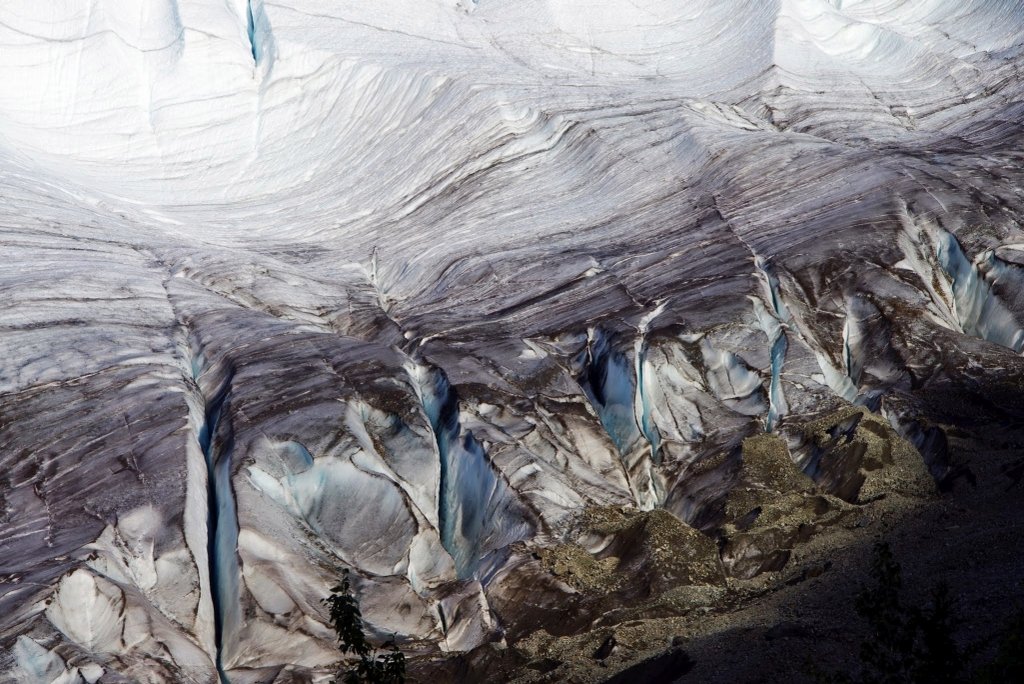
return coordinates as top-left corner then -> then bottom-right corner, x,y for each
193,355 -> 240,683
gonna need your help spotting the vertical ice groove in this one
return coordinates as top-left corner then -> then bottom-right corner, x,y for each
635,305 -> 667,506
580,328 -> 660,509
169,324 -> 218,667
935,232 -> 1024,353
755,256 -> 790,323
635,303 -> 666,465
407,364 -> 457,571
842,294 -> 873,395
842,317 -> 854,381
756,256 -> 856,404
754,258 -> 789,430
191,352 -> 239,684
240,0 -> 275,68
246,1 -> 257,62
898,207 -> 1023,353
406,362 -> 525,580
581,329 -> 642,455
368,247 -> 391,314
750,294 -> 788,430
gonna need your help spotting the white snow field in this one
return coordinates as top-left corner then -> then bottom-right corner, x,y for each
2,1 -> 1024,681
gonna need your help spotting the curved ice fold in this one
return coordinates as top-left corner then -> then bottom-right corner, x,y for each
701,340 -> 768,416
246,446 -> 420,575
11,635 -> 98,684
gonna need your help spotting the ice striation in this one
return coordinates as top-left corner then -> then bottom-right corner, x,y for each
2,0 -> 1024,681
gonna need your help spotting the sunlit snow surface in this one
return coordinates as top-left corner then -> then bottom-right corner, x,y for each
3,0 -> 1024,681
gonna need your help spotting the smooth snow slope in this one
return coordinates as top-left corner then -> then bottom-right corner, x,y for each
2,1 -> 1024,682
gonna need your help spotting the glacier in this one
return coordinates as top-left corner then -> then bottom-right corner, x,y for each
2,0 -> 1024,682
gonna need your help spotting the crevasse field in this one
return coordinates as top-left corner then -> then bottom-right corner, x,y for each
3,1 -> 1024,682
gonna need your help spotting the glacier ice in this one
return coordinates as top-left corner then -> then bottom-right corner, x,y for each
2,0 -> 1024,680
